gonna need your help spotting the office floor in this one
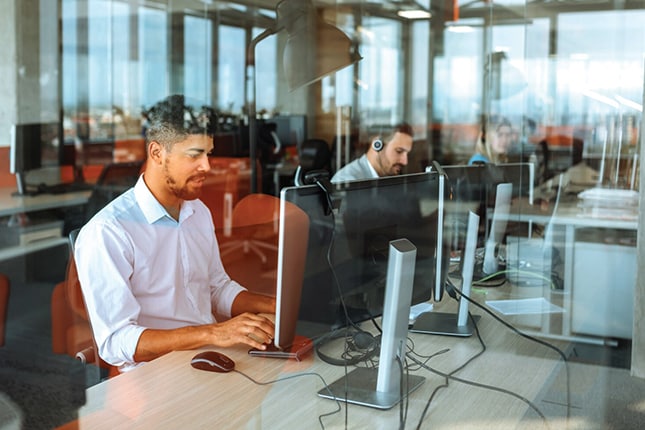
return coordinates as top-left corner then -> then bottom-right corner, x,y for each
0,277 -> 90,429
1,256 -> 644,429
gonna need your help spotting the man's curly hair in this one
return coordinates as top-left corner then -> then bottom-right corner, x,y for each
145,95 -> 213,150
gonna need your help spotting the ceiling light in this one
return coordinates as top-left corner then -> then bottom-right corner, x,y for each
397,10 -> 431,20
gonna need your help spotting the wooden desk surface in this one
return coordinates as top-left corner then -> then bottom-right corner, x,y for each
69,300 -> 572,430
0,187 -> 90,217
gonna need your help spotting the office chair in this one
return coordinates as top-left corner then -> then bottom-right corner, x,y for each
219,193 -> 280,265
0,274 -> 9,347
50,228 -> 119,378
294,139 -> 332,186
200,157 -> 247,233
536,135 -> 585,186
84,160 -> 144,221
331,133 -> 359,173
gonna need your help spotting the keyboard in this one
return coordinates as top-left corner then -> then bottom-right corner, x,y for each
37,182 -> 95,195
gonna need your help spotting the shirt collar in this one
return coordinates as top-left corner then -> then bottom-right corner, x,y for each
134,175 -> 195,224
364,154 -> 380,178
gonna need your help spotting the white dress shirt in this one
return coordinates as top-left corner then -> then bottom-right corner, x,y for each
330,154 -> 379,183
75,175 -> 245,372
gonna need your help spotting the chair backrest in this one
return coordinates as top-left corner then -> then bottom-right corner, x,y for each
85,161 -> 144,221
0,274 -> 9,347
201,157 -> 246,232
231,193 -> 281,230
294,139 -> 332,186
65,229 -> 118,375
65,229 -> 87,321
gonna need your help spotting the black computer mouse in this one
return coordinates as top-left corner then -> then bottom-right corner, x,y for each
190,350 -> 235,373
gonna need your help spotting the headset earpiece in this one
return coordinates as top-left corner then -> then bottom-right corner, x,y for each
372,139 -> 384,152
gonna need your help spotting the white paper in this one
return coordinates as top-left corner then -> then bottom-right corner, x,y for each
486,297 -> 564,316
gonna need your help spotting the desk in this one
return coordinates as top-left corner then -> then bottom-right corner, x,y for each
0,187 -> 91,262
0,187 -> 90,218
501,198 -> 637,344
67,301 -> 573,430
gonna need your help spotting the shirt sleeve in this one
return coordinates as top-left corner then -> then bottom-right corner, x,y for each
74,221 -> 146,368
207,221 -> 246,320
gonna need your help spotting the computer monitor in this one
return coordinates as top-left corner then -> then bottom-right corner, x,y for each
257,171 -> 446,409
9,122 -> 63,195
264,171 -> 448,350
429,162 -> 529,281
270,115 -> 307,148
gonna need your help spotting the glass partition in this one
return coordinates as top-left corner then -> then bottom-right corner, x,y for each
1,1 -> 644,428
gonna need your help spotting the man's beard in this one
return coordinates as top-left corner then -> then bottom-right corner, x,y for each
163,165 -> 203,200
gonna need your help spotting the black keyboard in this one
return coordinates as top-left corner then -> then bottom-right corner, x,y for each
37,182 -> 95,195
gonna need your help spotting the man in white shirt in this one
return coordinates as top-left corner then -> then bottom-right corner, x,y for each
331,123 -> 414,183
75,95 -> 275,372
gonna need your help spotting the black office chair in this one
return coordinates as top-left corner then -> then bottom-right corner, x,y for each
85,161 -> 144,221
294,139 -> 332,186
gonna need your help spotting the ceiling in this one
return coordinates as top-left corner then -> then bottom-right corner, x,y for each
140,0 -> 643,22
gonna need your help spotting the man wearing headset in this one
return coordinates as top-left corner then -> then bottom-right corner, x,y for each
330,123 -> 414,183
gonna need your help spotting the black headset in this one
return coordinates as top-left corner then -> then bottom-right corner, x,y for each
315,328 -> 380,366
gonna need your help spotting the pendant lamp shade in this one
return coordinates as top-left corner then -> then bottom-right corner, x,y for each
277,0 -> 362,91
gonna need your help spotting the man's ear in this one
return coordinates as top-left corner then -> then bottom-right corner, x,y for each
148,141 -> 164,164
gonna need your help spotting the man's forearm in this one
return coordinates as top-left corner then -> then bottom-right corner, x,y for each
231,291 -> 276,316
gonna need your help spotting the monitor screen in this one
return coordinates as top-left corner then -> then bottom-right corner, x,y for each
431,162 -> 531,280
431,162 -> 533,250
276,171 -> 449,345
10,122 -> 61,173
10,122 -> 63,194
269,115 -> 307,147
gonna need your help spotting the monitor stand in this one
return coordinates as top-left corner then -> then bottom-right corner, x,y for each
11,172 -> 38,196
410,211 -> 481,337
318,239 -> 425,410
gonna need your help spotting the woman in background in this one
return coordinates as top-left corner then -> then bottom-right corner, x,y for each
468,115 -> 513,165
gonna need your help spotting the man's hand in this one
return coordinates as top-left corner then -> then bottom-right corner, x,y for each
205,312 -> 275,350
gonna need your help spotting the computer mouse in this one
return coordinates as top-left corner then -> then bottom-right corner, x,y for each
190,350 -> 235,373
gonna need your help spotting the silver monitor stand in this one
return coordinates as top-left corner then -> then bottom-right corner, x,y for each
318,238 -> 425,409
410,211 -> 481,337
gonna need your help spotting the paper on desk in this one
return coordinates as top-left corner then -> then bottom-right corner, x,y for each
486,298 -> 564,316
409,301 -> 433,324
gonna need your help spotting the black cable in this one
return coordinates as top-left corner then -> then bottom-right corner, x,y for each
412,312 -> 488,429
233,369 -> 341,429
407,354 -> 550,428
446,278 -> 571,421
397,355 -> 407,430
315,193 -> 364,429
404,337 -> 451,372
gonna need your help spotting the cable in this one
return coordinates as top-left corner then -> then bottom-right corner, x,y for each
313,183 -> 378,429
446,279 -> 571,421
407,353 -> 551,429
411,312 -> 488,429
473,268 -> 558,289
233,369 -> 342,429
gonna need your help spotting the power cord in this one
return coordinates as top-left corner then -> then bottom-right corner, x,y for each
409,311 -> 489,429
232,369 -> 342,429
408,304 -> 551,429
445,279 -> 571,421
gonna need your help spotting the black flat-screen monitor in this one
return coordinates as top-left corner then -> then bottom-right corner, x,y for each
10,122 -> 64,195
429,162 -> 531,280
270,115 -> 307,148
430,162 -> 532,246
266,171 -> 449,353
